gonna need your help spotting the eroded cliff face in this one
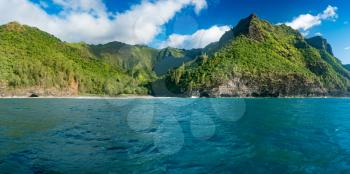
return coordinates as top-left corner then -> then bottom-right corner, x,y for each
190,74 -> 327,98
0,87 -> 79,97
0,78 -> 80,97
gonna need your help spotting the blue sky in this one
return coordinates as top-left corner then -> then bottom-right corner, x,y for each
1,0 -> 349,63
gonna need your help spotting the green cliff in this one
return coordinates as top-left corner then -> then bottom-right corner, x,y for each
0,22 -> 149,96
1,14 -> 349,97
166,14 -> 350,97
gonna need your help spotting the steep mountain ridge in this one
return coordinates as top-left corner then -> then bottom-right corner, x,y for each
306,36 -> 334,56
154,47 -> 201,75
88,41 -> 201,77
0,22 -> 149,96
166,14 -> 350,97
345,65 -> 350,71
0,22 -> 200,96
0,15 -> 349,97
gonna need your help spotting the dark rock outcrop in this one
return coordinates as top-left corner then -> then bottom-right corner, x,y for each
29,93 -> 39,97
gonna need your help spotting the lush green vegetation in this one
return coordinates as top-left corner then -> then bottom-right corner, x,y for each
1,15 -> 349,97
167,14 -> 350,97
153,47 -> 201,75
0,22 -> 200,96
0,22 -> 148,96
89,42 -> 159,83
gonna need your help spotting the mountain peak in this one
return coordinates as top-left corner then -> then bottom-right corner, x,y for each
238,13 -> 260,25
306,36 -> 334,56
232,13 -> 266,41
248,13 -> 259,20
3,21 -> 25,32
216,13 -> 267,48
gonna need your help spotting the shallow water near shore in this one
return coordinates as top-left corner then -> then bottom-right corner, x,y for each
1,98 -> 350,173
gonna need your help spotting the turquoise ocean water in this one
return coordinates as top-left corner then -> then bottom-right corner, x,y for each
0,98 -> 350,173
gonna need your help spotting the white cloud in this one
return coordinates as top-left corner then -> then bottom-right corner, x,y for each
160,25 -> 231,49
191,0 -> 207,14
345,47 -> 350,50
0,0 -> 208,44
314,32 -> 322,36
286,5 -> 338,31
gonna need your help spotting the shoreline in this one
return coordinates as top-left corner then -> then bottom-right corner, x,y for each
0,95 -> 164,99
0,95 -> 349,99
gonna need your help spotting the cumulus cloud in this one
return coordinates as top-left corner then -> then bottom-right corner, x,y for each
0,0 -> 207,44
160,25 -> 231,49
53,0 -> 107,14
286,5 -> 338,31
314,32 -> 322,36
191,0 -> 208,14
